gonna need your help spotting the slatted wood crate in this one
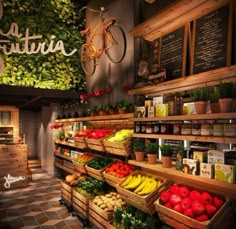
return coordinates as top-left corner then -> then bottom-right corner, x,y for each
73,160 -> 87,174
72,189 -> 91,218
102,171 -> 126,188
73,137 -> 87,149
103,135 -> 132,157
85,137 -> 106,152
89,201 -> 115,229
116,171 -> 167,215
85,165 -> 106,181
61,180 -> 73,205
155,199 -> 235,229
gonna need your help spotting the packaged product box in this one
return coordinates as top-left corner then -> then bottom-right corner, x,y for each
193,151 -> 207,163
207,150 -> 225,164
156,103 -> 168,117
215,163 -> 235,184
183,102 -> 195,115
145,100 -> 153,107
153,96 -> 163,107
200,163 -> 214,179
183,158 -> 199,175
136,106 -> 146,118
147,106 -> 155,117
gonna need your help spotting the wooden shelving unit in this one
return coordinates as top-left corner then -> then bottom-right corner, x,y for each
128,160 -> 236,200
55,152 -> 72,161
54,162 -> 74,174
54,139 -> 76,148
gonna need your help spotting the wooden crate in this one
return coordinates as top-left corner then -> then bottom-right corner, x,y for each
102,171 -> 125,188
89,201 -> 113,221
116,171 -> 167,207
85,137 -> 106,152
155,198 -> 235,229
72,189 -> 91,218
72,160 -> 87,174
85,165 -> 106,181
61,180 -> 73,205
103,135 -> 132,156
74,137 -> 88,149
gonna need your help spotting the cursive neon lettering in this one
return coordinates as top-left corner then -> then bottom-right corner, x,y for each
4,174 -> 26,189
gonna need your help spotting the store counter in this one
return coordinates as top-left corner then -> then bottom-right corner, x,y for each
0,144 -> 28,191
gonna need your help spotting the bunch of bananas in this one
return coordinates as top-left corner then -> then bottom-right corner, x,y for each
121,174 -> 162,196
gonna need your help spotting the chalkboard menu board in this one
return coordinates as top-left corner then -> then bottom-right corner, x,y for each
192,5 -> 230,74
160,26 -> 186,79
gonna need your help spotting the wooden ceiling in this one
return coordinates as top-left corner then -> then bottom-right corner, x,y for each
0,85 -> 83,111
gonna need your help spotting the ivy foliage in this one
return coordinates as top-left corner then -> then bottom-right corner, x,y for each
0,0 -> 87,90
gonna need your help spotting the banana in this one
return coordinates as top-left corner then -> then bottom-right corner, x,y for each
138,179 -> 157,196
124,174 -> 142,190
134,176 -> 150,193
121,175 -> 134,187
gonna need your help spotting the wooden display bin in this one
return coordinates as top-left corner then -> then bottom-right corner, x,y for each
103,135 -> 132,156
85,137 -> 106,152
73,137 -> 87,149
72,189 -> 91,218
116,171 -> 167,215
89,201 -> 115,229
72,160 -> 87,174
85,165 -> 106,181
61,180 -> 73,205
102,171 -> 125,188
155,198 -> 235,229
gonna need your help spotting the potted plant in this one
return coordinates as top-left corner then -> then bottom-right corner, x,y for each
116,100 -> 129,114
209,86 -> 220,113
97,104 -> 107,116
160,144 -> 174,168
192,86 -> 209,114
218,81 -> 234,113
105,104 -> 117,115
146,142 -> 159,164
133,141 -> 145,162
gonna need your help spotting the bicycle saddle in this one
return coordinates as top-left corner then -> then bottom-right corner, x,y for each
80,27 -> 90,35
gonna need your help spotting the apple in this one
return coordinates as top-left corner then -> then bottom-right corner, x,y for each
169,194 -> 182,206
184,208 -> 194,218
181,197 -> 192,211
190,190 -> 201,201
195,214 -> 209,222
169,184 -> 180,194
178,186 -> 190,198
191,200 -> 206,216
205,204 -> 217,218
164,202 -> 172,209
200,191 -> 213,205
160,191 -> 171,203
173,203 -> 183,213
213,195 -> 225,209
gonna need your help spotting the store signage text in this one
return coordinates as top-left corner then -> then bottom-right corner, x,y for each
4,174 -> 26,189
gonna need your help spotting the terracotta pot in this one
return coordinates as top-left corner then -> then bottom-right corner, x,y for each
98,110 -> 106,116
147,154 -> 157,164
162,156 -> 172,168
118,108 -> 127,114
108,109 -> 116,115
194,101 -> 208,114
210,102 -> 220,113
135,151 -> 145,162
219,98 -> 234,113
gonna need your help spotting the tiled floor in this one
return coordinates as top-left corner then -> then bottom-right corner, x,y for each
0,170 -> 97,229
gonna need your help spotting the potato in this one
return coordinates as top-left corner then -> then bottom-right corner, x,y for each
106,203 -> 113,211
105,193 -> 112,198
97,200 -> 104,206
100,204 -> 106,209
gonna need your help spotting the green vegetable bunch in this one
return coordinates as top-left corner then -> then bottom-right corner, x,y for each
87,157 -> 113,170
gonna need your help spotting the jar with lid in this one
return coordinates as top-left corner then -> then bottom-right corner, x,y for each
201,123 -> 213,136
173,123 -> 181,135
181,123 -> 192,135
224,124 -> 236,137
135,122 -> 141,133
160,123 -> 170,134
153,123 -> 160,134
146,122 -> 153,134
213,123 -> 224,136
141,123 -> 146,133
192,123 -> 201,136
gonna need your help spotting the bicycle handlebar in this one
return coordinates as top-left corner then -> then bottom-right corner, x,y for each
79,6 -> 109,15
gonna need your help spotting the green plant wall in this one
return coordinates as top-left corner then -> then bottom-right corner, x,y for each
0,0 -> 87,90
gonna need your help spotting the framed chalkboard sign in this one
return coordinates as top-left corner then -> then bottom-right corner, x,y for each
191,3 -> 232,74
0,111 -> 11,125
160,25 -> 188,79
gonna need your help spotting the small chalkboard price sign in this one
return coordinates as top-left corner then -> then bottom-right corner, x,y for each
191,4 -> 232,74
160,25 -> 187,79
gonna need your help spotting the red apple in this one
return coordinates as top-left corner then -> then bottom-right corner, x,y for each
173,203 -> 183,213
205,204 -> 217,218
191,200 -> 206,216
190,190 -> 201,201
200,191 -> 213,205
184,208 -> 194,218
178,186 -> 191,198
195,214 -> 209,222
213,195 -> 225,209
169,184 -> 180,194
181,197 -> 192,211
164,202 -> 172,209
169,194 -> 182,206
160,191 -> 171,203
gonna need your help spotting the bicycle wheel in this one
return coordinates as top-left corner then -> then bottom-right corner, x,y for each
80,44 -> 96,76
105,24 -> 126,63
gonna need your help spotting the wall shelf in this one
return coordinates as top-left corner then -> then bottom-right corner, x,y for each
128,160 -> 236,200
55,152 -> 72,161
54,140 -> 76,148
54,162 -> 74,174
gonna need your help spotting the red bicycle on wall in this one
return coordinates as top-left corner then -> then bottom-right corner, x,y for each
79,6 -> 127,76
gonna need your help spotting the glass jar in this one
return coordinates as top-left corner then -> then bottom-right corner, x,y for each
224,124 -> 236,137
192,124 -> 201,136
135,122 -> 141,133
173,123 -> 181,135
153,123 -> 160,134
146,123 -> 153,134
213,124 -> 224,136
160,123 -> 169,134
201,124 -> 213,136
181,123 -> 192,135
141,123 -> 146,133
